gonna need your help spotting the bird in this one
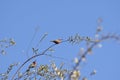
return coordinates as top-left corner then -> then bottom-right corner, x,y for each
51,39 -> 62,44
29,61 -> 36,69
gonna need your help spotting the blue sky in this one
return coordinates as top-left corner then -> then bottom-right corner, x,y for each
0,0 -> 120,80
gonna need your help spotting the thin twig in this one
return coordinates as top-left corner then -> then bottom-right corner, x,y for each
35,33 -> 48,49
26,29 -> 38,58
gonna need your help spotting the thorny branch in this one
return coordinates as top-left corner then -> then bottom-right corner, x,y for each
68,33 -> 120,80
11,40 -> 68,80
